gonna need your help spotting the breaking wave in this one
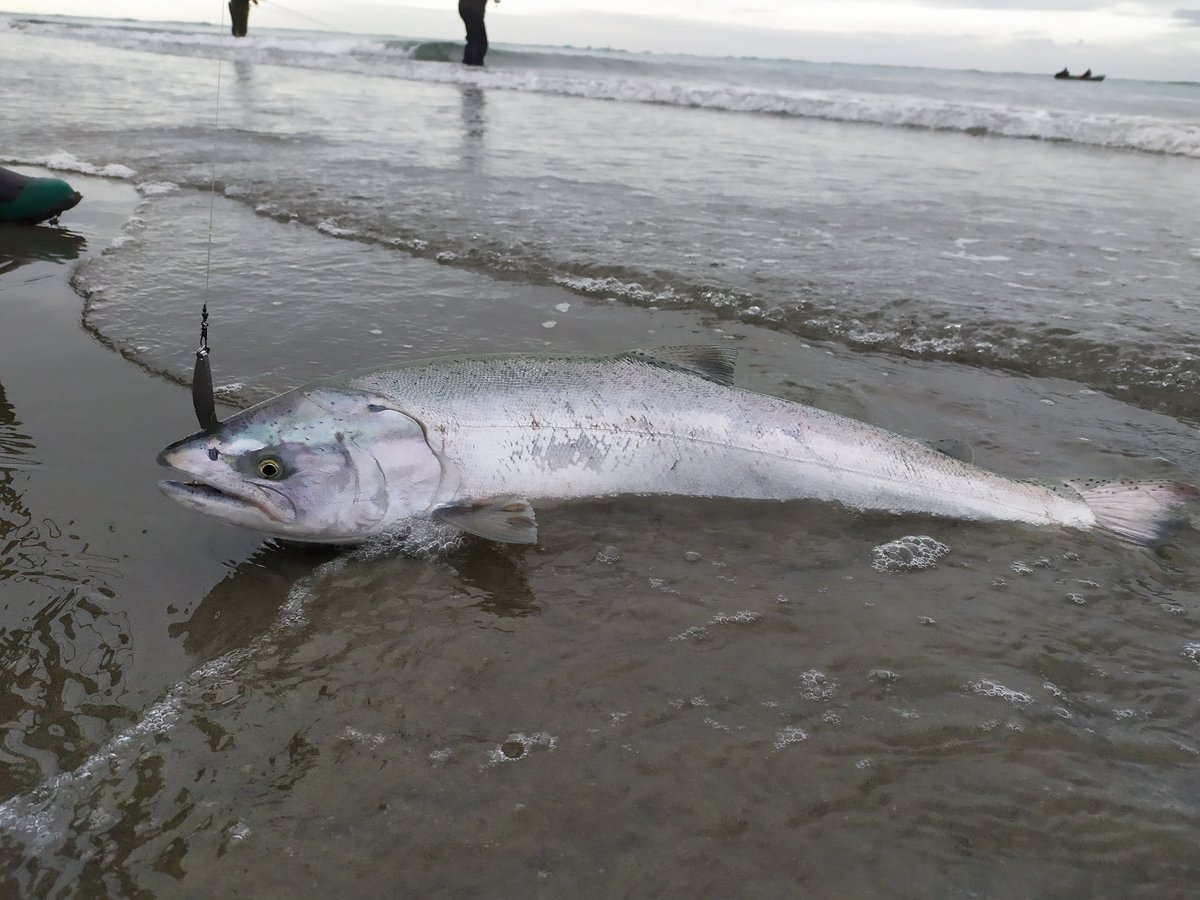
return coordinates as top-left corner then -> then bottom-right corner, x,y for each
5,12 -> 1199,159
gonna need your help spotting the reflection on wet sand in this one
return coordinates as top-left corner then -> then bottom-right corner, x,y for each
0,545 -> 353,893
0,378 -> 128,800
168,533 -> 537,665
459,84 -> 486,159
168,542 -> 337,659
0,225 -> 86,277
0,523 -> 545,880
452,540 -> 538,617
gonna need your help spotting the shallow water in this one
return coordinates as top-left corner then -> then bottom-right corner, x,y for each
4,18 -> 1200,413
3,15 -> 1200,899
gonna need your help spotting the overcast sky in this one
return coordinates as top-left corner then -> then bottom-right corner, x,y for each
3,0 -> 1199,78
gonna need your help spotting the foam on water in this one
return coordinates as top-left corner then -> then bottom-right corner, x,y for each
773,726 -> 809,749
341,726 -> 388,749
5,150 -> 136,179
1184,642 -> 1200,667
669,625 -> 710,642
135,180 -> 178,196
350,520 -> 466,560
871,535 -> 951,573
316,218 -> 357,237
709,610 -> 761,625
967,679 -> 1035,705
798,670 -> 836,701
553,274 -> 685,306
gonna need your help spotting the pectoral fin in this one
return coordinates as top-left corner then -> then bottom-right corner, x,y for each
433,497 -> 539,544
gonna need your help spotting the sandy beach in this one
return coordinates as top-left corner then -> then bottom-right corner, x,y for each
4,15 -> 1200,898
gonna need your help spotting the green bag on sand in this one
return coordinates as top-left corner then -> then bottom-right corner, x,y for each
0,166 -> 83,224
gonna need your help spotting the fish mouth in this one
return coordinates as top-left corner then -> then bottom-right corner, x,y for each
157,437 -> 296,525
157,478 -> 296,524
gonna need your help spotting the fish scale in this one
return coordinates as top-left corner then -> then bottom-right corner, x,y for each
338,352 -> 1087,523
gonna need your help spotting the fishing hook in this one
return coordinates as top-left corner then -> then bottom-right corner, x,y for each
192,302 -> 220,431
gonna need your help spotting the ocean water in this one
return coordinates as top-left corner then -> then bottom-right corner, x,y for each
2,12 -> 1200,897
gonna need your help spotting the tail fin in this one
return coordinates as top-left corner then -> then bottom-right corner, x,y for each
1065,479 -> 1199,547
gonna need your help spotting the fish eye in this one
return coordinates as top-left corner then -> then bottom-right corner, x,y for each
257,457 -> 285,480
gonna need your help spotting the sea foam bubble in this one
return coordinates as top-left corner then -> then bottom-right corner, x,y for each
871,535 -> 950,572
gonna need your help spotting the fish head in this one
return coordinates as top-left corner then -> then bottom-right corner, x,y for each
157,386 -> 442,542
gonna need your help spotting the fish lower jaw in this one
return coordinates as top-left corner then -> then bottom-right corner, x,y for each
158,480 -> 294,524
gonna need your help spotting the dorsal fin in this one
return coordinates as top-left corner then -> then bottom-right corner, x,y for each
623,346 -> 739,386
927,438 -> 973,464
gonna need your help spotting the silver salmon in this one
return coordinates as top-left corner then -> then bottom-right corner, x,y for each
157,346 -> 1196,546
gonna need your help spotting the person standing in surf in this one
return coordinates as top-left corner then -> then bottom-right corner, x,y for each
229,0 -> 257,38
459,0 -> 491,66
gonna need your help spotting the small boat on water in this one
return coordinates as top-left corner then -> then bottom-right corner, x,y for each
1053,68 -> 1105,81
0,166 -> 83,224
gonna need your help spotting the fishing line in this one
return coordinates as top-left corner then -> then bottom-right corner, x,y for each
194,0 -> 227,432
204,5 -> 225,292
191,0 -> 386,431
256,0 -> 349,35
